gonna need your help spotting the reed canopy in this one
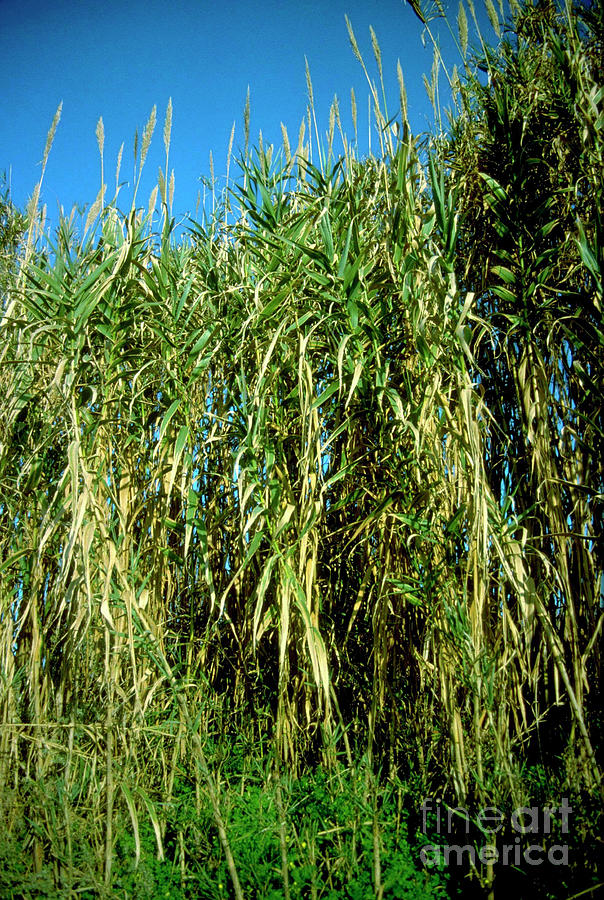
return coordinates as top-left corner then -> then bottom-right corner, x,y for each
0,1 -> 601,897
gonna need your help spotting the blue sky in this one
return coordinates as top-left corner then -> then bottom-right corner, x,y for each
1,0 -> 465,231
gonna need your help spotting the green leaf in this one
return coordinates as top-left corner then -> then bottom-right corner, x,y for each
337,221 -> 354,280
491,285 -> 516,303
188,327 -> 214,359
158,399 -> 181,443
312,381 -> 339,409
491,264 -> 516,284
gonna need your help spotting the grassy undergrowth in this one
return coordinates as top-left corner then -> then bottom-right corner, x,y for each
0,748 -> 449,899
0,0 -> 602,897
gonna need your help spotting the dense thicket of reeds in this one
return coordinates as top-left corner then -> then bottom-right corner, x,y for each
0,1 -> 601,897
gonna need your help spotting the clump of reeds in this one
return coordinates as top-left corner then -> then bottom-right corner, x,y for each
0,1 -> 601,896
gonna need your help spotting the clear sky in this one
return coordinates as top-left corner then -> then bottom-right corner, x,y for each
0,0 -> 464,232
